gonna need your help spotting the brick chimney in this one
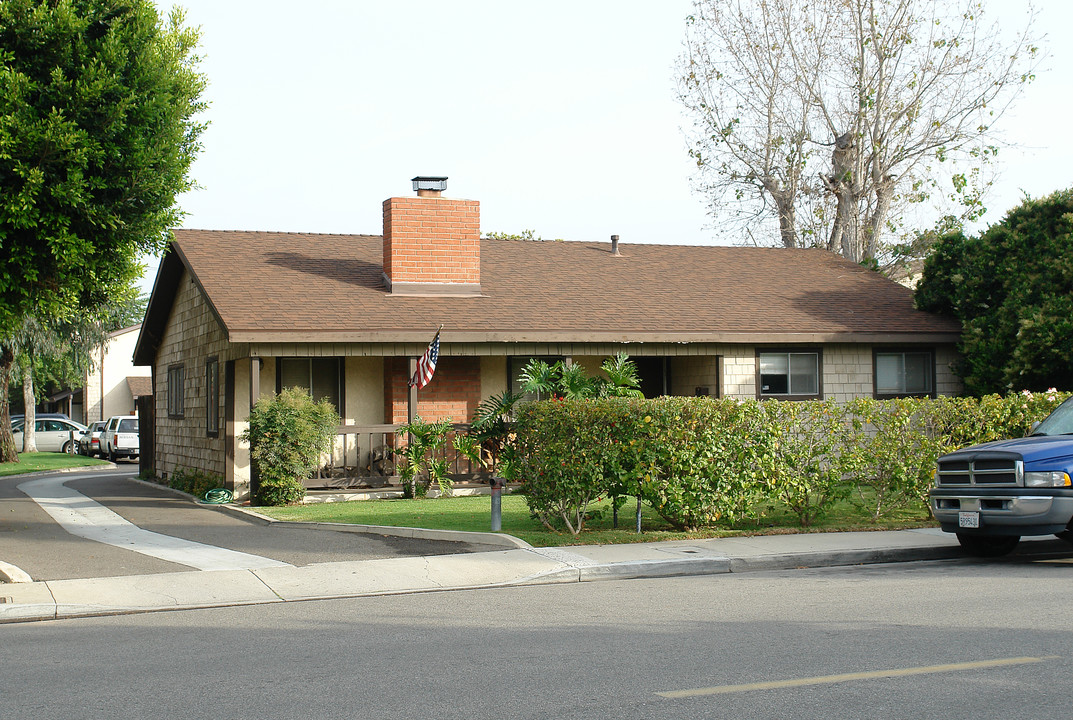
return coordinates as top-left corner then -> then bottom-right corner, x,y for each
382,176 -> 481,296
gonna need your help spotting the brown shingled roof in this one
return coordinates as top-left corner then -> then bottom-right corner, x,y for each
160,229 -> 960,345
126,376 -> 152,398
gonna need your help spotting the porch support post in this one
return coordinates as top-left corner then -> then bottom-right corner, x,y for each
248,356 -> 263,503
249,357 -> 262,409
408,357 -> 418,425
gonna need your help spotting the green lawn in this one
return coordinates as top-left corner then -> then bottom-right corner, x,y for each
0,452 -> 112,477
256,491 -> 937,547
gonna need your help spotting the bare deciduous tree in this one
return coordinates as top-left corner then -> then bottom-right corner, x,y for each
677,0 -> 1040,263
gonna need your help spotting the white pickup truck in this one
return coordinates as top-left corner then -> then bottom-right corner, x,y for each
101,415 -> 140,463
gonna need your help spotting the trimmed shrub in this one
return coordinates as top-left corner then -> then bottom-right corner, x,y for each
513,399 -> 620,534
242,387 -> 340,506
633,397 -> 771,531
844,398 -> 946,519
754,399 -> 852,527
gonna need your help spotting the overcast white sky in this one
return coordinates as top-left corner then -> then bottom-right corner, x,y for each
142,0 -> 1072,293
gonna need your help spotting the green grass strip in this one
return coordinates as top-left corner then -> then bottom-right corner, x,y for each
0,452 -> 112,477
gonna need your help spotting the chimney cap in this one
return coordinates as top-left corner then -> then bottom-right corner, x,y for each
412,176 -> 448,193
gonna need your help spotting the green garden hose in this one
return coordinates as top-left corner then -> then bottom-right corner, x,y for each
202,487 -> 234,504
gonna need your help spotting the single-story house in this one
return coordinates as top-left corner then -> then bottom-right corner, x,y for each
133,177 -> 961,499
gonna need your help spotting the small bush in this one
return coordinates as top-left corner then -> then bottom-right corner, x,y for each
169,467 -> 225,499
242,387 -> 340,506
513,399 -> 613,534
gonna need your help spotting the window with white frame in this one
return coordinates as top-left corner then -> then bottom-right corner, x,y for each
875,350 -> 934,397
757,351 -> 821,398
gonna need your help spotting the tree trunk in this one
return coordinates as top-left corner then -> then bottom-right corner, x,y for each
840,191 -> 861,262
0,346 -> 17,463
866,175 -> 896,262
824,131 -> 862,261
763,179 -> 799,248
22,360 -> 37,453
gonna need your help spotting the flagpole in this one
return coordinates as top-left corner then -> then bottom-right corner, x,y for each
407,325 -> 443,426
407,357 -> 418,427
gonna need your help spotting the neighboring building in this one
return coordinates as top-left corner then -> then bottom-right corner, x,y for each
134,177 -> 962,500
81,325 -> 152,424
43,324 -> 152,424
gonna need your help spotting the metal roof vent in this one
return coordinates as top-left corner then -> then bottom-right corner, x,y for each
412,176 -> 448,197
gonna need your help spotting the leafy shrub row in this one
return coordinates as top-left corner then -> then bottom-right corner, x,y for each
169,466 -> 225,499
512,391 -> 1069,534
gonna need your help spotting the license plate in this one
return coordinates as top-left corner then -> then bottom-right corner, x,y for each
959,511 -> 980,528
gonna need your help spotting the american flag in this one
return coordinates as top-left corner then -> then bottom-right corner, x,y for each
409,328 -> 441,389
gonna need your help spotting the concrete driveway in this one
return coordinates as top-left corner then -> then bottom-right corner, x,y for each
0,468 -> 503,582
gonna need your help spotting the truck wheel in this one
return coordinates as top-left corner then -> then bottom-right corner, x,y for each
956,533 -> 1020,557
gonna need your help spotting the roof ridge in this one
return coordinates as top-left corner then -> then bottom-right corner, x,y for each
174,228 -> 381,238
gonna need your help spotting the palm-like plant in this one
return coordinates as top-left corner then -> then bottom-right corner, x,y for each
597,353 -> 644,398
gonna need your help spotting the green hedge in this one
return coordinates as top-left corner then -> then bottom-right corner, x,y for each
512,391 -> 1070,534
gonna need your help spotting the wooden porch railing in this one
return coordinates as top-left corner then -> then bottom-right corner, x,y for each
306,423 -> 500,489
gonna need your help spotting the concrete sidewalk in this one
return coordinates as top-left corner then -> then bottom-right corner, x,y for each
3,523 -> 1067,624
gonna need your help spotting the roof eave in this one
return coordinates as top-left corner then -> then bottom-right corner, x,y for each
230,329 -> 962,345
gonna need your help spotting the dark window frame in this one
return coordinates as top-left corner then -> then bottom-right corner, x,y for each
275,356 -> 345,415
755,348 -> 824,400
206,356 -> 220,437
167,364 -> 185,419
873,348 -> 937,399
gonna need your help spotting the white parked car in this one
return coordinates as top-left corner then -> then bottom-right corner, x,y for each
78,420 -> 109,457
12,417 -> 88,454
101,415 -> 140,463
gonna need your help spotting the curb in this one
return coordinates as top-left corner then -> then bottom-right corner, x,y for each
0,561 -> 33,584
0,462 -> 119,482
724,545 -> 968,572
3,539 -> 1069,624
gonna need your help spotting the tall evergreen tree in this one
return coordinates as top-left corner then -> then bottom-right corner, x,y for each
916,188 -> 1073,394
0,0 -> 207,461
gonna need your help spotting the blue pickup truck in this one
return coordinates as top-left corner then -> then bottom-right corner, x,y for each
930,397 -> 1073,557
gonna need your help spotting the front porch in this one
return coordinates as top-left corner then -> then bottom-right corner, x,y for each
307,422 -> 504,490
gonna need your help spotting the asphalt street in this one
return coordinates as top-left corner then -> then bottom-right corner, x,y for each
0,468 -> 503,582
3,560 -> 1071,720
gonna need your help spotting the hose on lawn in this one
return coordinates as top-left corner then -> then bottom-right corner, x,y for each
202,487 -> 234,504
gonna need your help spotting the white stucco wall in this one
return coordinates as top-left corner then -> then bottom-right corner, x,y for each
345,356 -> 385,425
83,326 -> 152,423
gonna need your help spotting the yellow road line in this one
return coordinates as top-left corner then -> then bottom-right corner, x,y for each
657,656 -> 1060,699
